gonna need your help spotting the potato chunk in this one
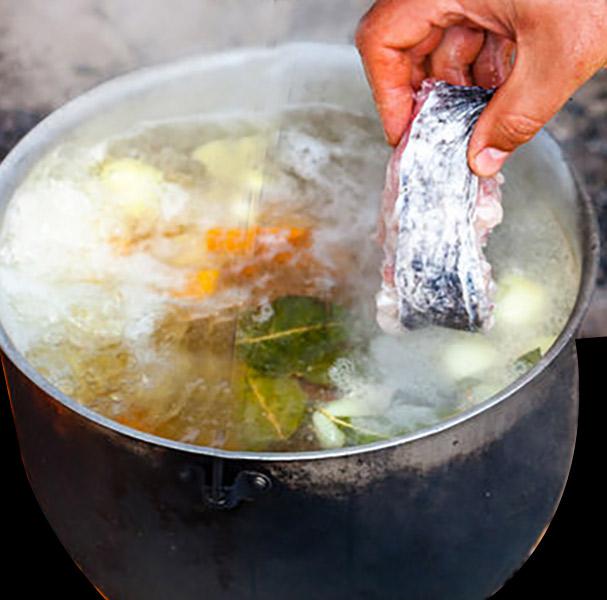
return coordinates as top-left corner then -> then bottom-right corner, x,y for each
495,273 -> 546,327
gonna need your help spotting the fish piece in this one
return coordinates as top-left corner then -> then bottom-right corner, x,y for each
377,79 -> 504,334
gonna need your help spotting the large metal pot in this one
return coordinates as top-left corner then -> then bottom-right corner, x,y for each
0,44 -> 599,600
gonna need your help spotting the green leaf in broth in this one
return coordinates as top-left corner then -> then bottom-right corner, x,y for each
316,408 -> 389,445
515,347 -> 543,371
299,347 -> 372,389
237,370 -> 307,449
236,296 -> 351,377
297,352 -> 342,386
345,425 -> 387,445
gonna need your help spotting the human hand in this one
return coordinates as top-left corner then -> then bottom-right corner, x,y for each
356,0 -> 607,176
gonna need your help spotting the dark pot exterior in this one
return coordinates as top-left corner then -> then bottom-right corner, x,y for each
1,342 -> 579,600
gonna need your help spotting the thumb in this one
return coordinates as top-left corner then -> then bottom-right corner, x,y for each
468,45 -> 577,177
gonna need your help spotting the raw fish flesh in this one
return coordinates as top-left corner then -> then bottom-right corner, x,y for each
377,79 -> 504,334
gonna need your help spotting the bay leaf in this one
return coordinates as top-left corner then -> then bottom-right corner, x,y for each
236,296 -> 350,377
297,352 -> 342,386
316,408 -> 389,446
514,347 -> 542,371
237,370 -> 307,449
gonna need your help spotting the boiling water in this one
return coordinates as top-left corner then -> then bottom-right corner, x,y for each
0,105 -> 580,451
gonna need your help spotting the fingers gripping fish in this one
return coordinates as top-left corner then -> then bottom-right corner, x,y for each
377,80 -> 504,334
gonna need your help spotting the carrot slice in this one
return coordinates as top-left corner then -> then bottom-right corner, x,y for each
172,269 -> 219,298
205,227 -> 258,254
205,227 -> 310,255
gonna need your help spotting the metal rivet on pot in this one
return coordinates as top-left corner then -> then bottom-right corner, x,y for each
249,473 -> 272,492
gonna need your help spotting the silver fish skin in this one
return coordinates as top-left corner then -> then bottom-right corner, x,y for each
377,79 -> 504,334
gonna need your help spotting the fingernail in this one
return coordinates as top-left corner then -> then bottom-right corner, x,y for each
474,147 -> 510,177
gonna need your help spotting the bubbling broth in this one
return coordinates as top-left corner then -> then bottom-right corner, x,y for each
0,105 -> 580,451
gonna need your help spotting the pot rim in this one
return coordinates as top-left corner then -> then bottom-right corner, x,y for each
0,45 -> 600,462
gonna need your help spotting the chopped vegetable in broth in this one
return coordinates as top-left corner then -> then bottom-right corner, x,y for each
0,105 -> 580,451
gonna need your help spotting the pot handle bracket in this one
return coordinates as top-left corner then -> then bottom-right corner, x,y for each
181,459 -> 272,511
